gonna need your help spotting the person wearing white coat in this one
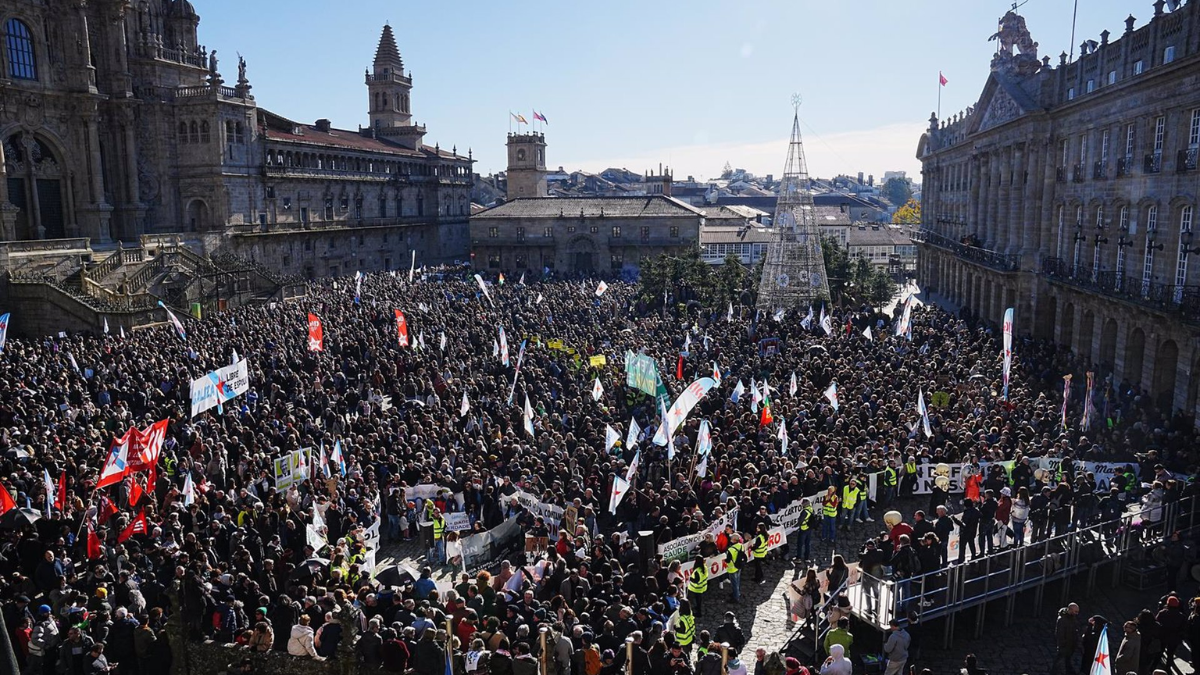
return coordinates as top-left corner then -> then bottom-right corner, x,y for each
820,643 -> 853,675
287,615 -> 324,660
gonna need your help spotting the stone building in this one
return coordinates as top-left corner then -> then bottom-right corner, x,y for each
916,2 -> 1200,416
469,196 -> 706,275
0,2 -> 470,334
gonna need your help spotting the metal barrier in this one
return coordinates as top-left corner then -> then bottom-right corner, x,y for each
846,494 -> 1197,646
783,575 -> 850,660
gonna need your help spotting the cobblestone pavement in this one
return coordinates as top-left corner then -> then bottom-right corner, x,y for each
377,498 -> 1197,674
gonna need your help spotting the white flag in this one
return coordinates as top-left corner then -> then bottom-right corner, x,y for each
182,472 -> 195,506
731,379 -> 745,404
863,326 -> 873,341
595,280 -> 608,296
625,450 -> 641,483
536,293 -> 544,304
474,273 -> 495,306
519,272 -> 525,285
439,332 -> 447,352
232,348 -> 240,365
460,391 -> 470,418
418,331 -> 426,350
626,417 -> 641,449
917,390 -> 932,438
120,325 -> 126,339
750,378 -> 760,413
801,306 -> 814,330
778,422 -> 789,455
712,361 -> 721,383
498,326 -> 510,366
409,250 -> 416,282
696,454 -> 709,478
523,394 -> 535,437
652,397 -> 670,447
824,381 -> 840,412
789,372 -> 798,397
696,419 -> 712,456
43,469 -> 54,517
609,475 -> 630,514
605,424 -> 620,452
493,339 -> 499,358
727,302 -> 734,322
820,306 -> 832,336
103,317 -> 110,335
67,352 -> 80,373
683,333 -> 691,353
592,378 -> 604,402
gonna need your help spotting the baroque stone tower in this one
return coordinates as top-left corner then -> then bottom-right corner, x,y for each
506,132 -> 547,198
367,24 -> 425,149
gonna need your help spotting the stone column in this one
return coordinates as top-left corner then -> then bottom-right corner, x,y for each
998,147 -> 1013,254
1020,140 -> 1041,258
969,157 -> 982,240
987,152 -> 1002,249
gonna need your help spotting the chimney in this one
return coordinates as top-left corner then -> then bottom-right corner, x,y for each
316,119 -> 331,132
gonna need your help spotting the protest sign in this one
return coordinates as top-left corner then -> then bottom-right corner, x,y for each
190,359 -> 250,417
461,517 -> 524,574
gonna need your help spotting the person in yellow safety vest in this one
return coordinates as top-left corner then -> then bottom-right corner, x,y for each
882,460 -> 899,507
839,479 -> 860,532
431,510 -> 447,566
855,479 -> 873,524
673,599 -> 697,650
163,455 -> 178,479
752,523 -> 770,584
903,457 -> 918,496
794,498 -> 815,561
687,555 -> 708,617
725,534 -> 745,603
821,487 -> 840,544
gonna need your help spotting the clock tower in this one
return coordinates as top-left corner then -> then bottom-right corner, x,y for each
506,132 -> 547,199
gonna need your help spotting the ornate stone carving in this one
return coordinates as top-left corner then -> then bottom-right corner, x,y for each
979,87 -> 1023,132
988,11 -> 1041,77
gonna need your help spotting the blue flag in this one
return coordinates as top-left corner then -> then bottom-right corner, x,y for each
0,312 -> 9,354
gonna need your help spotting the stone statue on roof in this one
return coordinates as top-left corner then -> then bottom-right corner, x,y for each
209,49 -> 218,75
988,11 -> 1041,77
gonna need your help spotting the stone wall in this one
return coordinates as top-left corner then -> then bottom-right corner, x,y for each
179,639 -> 350,675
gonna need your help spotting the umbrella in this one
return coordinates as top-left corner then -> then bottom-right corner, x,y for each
287,557 -> 331,581
807,344 -> 829,354
373,565 -> 417,588
0,508 -> 42,530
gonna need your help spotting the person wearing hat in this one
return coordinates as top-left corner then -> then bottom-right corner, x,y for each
784,655 -> 810,675
995,487 -> 1013,549
26,603 -> 59,675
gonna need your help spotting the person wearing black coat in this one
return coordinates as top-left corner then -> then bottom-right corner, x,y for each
269,596 -> 299,651
953,500 -> 981,563
978,492 -> 998,556
1080,614 -> 1107,667
933,506 -> 954,568
412,630 -> 447,675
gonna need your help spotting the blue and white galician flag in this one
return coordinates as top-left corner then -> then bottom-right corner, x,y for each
182,472 -> 196,506
523,394 -> 535,437
697,419 -> 712,457
0,312 -> 11,354
824,381 -> 840,412
1088,624 -> 1111,675
330,439 -> 346,476
157,301 -> 186,341
625,417 -> 641,449
354,271 -> 363,304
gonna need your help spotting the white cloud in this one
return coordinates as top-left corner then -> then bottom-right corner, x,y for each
740,43 -> 754,59
565,121 -> 926,183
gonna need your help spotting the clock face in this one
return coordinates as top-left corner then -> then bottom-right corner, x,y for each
777,273 -> 790,287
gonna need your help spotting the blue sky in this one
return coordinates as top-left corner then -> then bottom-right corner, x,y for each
199,0 -> 1140,183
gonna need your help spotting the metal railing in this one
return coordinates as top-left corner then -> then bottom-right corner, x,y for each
1072,163 -> 1085,182
849,495 -> 1198,641
1092,160 -> 1107,180
1178,147 -> 1199,173
1145,152 -> 1163,174
1117,156 -> 1132,177
784,576 -> 850,660
1041,256 -> 1200,321
912,228 -> 1020,272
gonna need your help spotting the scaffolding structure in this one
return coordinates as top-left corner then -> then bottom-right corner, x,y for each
756,100 -> 830,311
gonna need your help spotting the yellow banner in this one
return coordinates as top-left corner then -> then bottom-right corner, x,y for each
589,355 -> 607,367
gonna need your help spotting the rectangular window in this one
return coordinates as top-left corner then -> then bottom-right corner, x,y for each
1176,233 -> 1189,302
266,186 -> 276,199
5,19 -> 38,80
1116,246 -> 1126,289
1125,123 -> 1135,157
1154,116 -> 1166,152
488,226 -> 498,238
1108,70 -> 1117,85
1086,79 -> 1095,93
340,196 -> 349,210
515,227 -> 525,240
1143,246 -> 1154,296
670,226 -> 680,238
589,226 -> 598,234
1148,205 -> 1158,232
515,253 -> 527,269
1079,133 -> 1087,165
1190,110 -> 1200,148
1100,129 -> 1110,163
567,226 -> 576,234
1068,87 -> 1076,100
379,197 -> 387,218
1056,206 -> 1065,258
640,226 -> 650,240
543,227 -> 552,237
488,254 -> 501,269
1164,45 -> 1176,64
1183,205 -> 1195,233
1120,205 -> 1129,231
1060,140 -> 1069,166
1134,59 -> 1145,75
610,253 -> 624,270
611,226 -> 622,238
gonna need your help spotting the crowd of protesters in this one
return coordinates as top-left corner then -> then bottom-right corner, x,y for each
0,266 -> 1197,675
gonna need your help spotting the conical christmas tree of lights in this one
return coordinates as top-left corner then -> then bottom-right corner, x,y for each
756,98 -> 830,311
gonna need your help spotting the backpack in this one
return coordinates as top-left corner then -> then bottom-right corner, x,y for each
584,647 -> 602,675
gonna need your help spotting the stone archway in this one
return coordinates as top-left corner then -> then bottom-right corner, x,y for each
1125,327 -> 1146,389
1079,309 -> 1095,366
3,130 -> 67,240
566,235 -> 596,273
1099,317 -> 1118,373
185,198 -> 209,232
1060,302 -> 1075,352
1036,294 -> 1057,341
1153,339 -> 1179,411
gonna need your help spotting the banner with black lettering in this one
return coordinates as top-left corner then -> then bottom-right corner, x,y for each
460,517 -> 524,575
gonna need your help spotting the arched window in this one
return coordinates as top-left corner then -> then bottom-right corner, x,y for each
178,122 -> 189,145
189,121 -> 199,145
200,121 -> 210,143
5,19 -> 37,80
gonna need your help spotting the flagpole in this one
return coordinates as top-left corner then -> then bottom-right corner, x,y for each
937,73 -> 942,121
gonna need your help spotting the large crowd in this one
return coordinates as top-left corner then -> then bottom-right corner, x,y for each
0,267 -> 1197,675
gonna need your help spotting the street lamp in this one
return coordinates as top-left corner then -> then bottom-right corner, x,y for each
1180,230 -> 1200,257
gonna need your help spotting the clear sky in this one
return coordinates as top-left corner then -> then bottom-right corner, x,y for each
198,0 -> 1141,183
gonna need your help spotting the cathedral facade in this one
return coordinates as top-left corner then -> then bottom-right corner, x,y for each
0,1 -> 471,279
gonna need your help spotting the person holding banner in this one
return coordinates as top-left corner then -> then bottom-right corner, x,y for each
686,554 -> 708,618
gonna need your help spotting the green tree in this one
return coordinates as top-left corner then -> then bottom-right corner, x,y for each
882,177 -> 912,207
820,235 -> 897,308
892,198 -> 922,225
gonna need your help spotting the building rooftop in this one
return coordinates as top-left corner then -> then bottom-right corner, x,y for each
847,224 -> 913,247
259,109 -> 466,160
473,196 -> 706,219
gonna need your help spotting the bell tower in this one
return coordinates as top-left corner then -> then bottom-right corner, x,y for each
366,24 -> 425,149
506,132 -> 547,199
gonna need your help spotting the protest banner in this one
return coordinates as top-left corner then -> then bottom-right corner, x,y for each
444,512 -> 472,532
624,351 -> 671,408
589,355 -> 607,368
513,489 -> 566,538
272,449 -> 306,490
461,517 -> 524,574
189,359 -> 250,417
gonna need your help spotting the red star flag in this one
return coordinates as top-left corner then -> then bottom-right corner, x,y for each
0,482 -> 16,515
592,378 -> 604,402
608,475 -> 630,514
307,313 -> 324,352
824,381 -> 840,412
86,523 -> 103,560
605,424 -> 620,453
97,434 -> 132,489
625,450 -> 640,483
118,510 -> 147,543
394,310 -> 410,347
1089,624 -> 1110,675
595,281 -> 608,296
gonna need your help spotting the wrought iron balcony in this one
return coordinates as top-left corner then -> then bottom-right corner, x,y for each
1040,256 -> 1200,321
1072,164 -> 1085,182
1144,152 -> 1163,174
1178,147 -> 1199,173
1092,160 -> 1107,180
913,228 -> 1020,272
1055,166 -> 1067,183
1116,155 -> 1132,177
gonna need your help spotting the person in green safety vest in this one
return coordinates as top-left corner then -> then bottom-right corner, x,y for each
882,460 -> 899,507
430,510 -> 446,566
686,555 -> 708,618
725,534 -> 745,603
673,599 -> 697,652
902,456 -> 919,496
751,523 -> 770,584
794,498 -> 815,561
838,478 -> 860,532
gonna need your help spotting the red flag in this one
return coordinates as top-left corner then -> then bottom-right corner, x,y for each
939,71 -> 948,86
760,389 -> 774,427
845,317 -> 853,336
128,420 -> 167,474
118,510 -> 147,543
55,472 -> 67,511
98,495 -> 118,525
0,484 -> 15,515
676,354 -> 684,380
307,312 -> 324,352
87,524 -> 103,559
128,479 -> 143,507
394,310 -> 410,347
